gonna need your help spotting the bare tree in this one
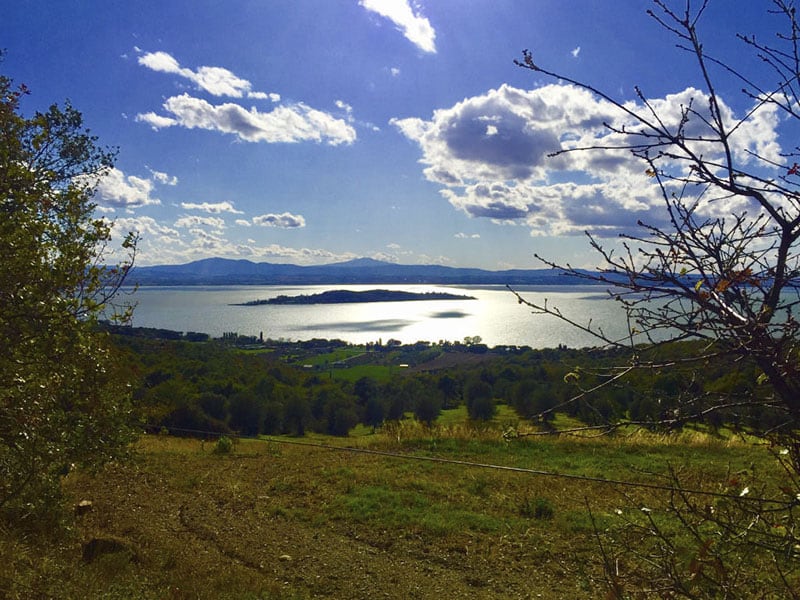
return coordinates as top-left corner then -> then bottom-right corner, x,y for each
514,0 -> 800,436
514,1 -> 800,595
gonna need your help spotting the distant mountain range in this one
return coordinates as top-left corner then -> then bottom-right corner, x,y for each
127,257 -> 602,286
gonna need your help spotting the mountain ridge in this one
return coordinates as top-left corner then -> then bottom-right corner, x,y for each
127,257 -> 600,286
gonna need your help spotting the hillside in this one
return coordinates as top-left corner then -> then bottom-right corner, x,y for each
128,257 -> 597,286
8,429 -> 776,599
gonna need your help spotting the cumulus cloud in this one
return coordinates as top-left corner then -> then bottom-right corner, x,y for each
455,232 -> 480,239
181,201 -> 243,214
252,212 -> 306,228
113,215 -> 179,240
148,168 -> 178,185
174,215 -> 226,232
136,50 -> 355,144
108,215 -> 354,266
110,216 -> 183,259
136,93 -> 356,145
249,91 -> 281,102
136,112 -> 177,130
245,243 -> 354,262
392,83 -> 782,236
188,227 -> 227,250
92,167 -> 162,209
138,50 -> 272,99
360,0 -> 436,53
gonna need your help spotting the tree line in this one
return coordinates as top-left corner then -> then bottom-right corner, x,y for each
115,330 -> 775,439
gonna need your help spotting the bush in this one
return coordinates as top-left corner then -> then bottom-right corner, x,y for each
520,496 -> 555,520
213,436 -> 235,454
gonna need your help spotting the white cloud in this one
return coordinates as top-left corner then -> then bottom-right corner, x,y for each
360,0 -> 437,53
137,93 -> 356,145
392,83 -> 783,237
248,91 -> 281,101
111,215 -> 352,266
455,232 -> 480,239
138,50 -> 184,76
113,215 -> 178,239
108,215 -> 353,266
336,100 -> 355,122
136,51 -> 354,144
181,201 -> 243,214
138,50 -> 270,99
245,243 -> 353,262
571,46 -> 581,58
252,212 -> 306,228
174,215 -> 226,232
92,167 -> 162,209
136,112 -> 178,130
148,168 -> 178,186
110,216 -> 182,254
235,219 -> 252,227
188,227 -> 227,250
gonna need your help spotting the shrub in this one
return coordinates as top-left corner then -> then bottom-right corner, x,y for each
213,436 -> 235,455
520,496 -> 555,520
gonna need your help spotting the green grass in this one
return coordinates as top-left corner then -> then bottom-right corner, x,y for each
3,420 -> 794,599
326,363 -> 394,382
290,347 -> 366,367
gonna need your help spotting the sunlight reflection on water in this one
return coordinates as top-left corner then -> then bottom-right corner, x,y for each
128,284 -> 631,348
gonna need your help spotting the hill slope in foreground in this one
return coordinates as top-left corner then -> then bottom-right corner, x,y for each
8,430 -> 773,599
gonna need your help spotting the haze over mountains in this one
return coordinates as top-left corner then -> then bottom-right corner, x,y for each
129,257 -> 595,286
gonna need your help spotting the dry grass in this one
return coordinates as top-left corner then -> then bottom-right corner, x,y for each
1,425 -> 783,599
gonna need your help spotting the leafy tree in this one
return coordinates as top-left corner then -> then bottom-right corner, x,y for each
512,379 -> 557,424
0,70 -> 137,515
323,394 -> 359,436
354,376 -> 379,405
198,392 -> 228,421
228,391 -> 262,436
283,389 -> 311,436
465,379 -> 495,421
413,392 -> 442,427
436,374 -> 461,408
514,1 -> 800,595
363,395 -> 387,431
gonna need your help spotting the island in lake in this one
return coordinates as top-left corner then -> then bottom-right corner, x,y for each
234,289 -> 477,306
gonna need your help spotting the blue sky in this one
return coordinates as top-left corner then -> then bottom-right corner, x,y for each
1,1 -> 788,268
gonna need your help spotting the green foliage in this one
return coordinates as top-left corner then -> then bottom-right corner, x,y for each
520,496 -> 555,520
213,436 -> 234,454
413,392 -> 442,426
465,379 -> 496,421
0,71 -> 137,516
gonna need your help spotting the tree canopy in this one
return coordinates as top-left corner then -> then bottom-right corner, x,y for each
0,70 -> 137,515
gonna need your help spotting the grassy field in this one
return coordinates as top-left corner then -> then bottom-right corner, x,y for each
1,412 -> 787,599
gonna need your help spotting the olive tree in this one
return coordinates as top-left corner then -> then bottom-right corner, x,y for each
0,71 -> 137,517
514,1 -> 800,595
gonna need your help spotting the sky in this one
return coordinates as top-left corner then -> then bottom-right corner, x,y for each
1,1 -> 791,268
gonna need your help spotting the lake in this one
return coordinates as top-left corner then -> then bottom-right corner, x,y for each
124,284 -> 635,349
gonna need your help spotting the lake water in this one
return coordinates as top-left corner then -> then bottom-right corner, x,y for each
124,284 -> 633,348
